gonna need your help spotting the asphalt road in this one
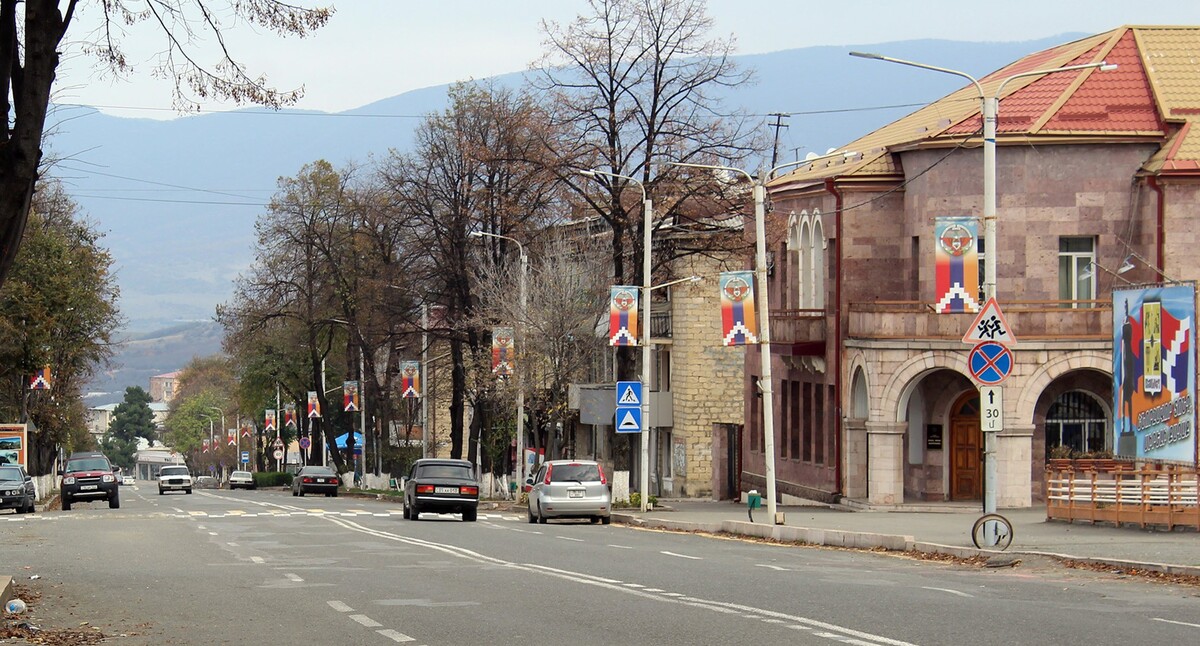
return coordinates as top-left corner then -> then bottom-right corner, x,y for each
5,483 -> 1200,645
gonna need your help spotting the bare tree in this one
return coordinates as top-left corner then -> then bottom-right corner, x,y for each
0,1 -> 331,291
534,0 -> 762,381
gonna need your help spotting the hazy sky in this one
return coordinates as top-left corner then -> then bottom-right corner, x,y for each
52,1 -> 1200,119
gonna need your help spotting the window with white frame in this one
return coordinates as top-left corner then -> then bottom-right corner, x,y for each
810,214 -> 826,310
1058,237 -> 1096,305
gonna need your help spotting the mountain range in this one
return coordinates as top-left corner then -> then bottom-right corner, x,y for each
50,34 -> 1082,404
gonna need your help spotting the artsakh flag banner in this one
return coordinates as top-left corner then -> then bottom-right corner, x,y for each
934,216 -> 980,313
492,327 -> 514,377
307,391 -> 321,418
719,271 -> 758,346
202,438 -> 210,453
241,423 -> 252,439
343,380 -> 360,412
264,409 -> 276,431
29,365 -> 52,390
400,361 -> 421,399
1112,285 -> 1196,464
284,403 -> 297,428
609,286 -> 639,346
227,429 -> 236,446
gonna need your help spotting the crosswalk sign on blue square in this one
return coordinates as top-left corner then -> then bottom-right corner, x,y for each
615,381 -> 643,433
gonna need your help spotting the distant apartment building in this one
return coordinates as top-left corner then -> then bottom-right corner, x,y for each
149,371 -> 180,403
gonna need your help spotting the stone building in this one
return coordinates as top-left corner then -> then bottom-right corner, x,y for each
751,26 -> 1199,507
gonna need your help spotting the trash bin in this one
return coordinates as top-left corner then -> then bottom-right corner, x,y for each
747,489 -> 762,521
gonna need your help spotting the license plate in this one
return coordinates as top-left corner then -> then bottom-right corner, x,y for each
81,485 -> 98,490
316,478 -> 326,483
435,486 -> 459,494
568,490 -> 584,498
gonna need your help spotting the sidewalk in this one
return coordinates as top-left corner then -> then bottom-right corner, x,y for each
611,499 -> 1200,576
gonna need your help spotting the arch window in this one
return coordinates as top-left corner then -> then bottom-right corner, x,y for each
1045,391 -> 1108,454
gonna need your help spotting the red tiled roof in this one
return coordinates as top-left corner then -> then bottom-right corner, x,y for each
773,26 -> 1200,186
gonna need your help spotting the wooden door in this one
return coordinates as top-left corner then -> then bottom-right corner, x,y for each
950,393 -> 982,500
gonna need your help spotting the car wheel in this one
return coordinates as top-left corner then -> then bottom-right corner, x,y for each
109,494 -> 120,509
591,516 -> 600,524
298,488 -> 305,497
25,500 -> 36,514
409,501 -> 420,520
331,490 -> 338,498
61,496 -> 71,511
601,516 -> 611,525
536,504 -> 548,524
463,508 -> 477,522
185,488 -> 192,494
527,505 -> 537,524
292,488 -> 298,496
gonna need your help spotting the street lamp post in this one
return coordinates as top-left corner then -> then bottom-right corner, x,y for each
470,230 -> 529,497
668,151 -> 855,525
580,168 -> 655,512
850,51 -> 1114,529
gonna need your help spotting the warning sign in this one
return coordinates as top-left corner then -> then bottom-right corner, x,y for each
962,297 -> 1017,345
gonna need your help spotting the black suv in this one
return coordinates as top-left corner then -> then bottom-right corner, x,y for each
60,452 -> 120,510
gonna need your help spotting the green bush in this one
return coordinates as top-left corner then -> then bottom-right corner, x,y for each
614,492 -> 658,509
253,471 -> 293,487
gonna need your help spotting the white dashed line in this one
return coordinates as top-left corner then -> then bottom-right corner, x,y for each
608,544 -> 634,549
756,564 -> 791,571
227,542 -> 238,547
1152,618 -> 1200,628
327,600 -> 354,612
814,631 -> 881,645
660,551 -> 702,560
556,536 -> 585,542
349,614 -> 382,627
208,531 -> 218,536
285,573 -> 303,582
920,586 -> 973,598
376,629 -> 416,642
250,556 -> 264,564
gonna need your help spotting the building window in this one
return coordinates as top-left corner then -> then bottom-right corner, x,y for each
976,237 -> 986,304
1046,390 -> 1108,455
810,216 -> 826,310
1058,237 -> 1095,305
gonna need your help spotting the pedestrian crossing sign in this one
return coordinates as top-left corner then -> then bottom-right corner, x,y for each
617,381 -> 642,406
615,380 -> 643,433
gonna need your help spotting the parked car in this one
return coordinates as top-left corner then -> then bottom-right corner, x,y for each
158,465 -> 193,495
291,465 -> 340,497
525,460 -> 611,524
60,452 -> 120,511
0,464 -> 36,514
118,469 -> 135,486
195,475 -> 220,489
403,458 -> 478,522
228,471 -> 256,490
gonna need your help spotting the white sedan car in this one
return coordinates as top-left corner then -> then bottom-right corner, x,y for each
158,465 -> 193,495
228,470 -> 256,490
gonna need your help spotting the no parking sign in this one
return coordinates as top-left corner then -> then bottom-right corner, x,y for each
968,342 -> 1012,385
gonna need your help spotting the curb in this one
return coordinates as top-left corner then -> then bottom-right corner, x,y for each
612,513 -> 1200,578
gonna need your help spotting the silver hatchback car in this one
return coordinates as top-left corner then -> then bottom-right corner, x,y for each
525,460 -> 611,524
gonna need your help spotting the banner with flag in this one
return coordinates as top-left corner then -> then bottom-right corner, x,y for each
1113,285 -> 1195,463
609,286 -> 639,346
284,403 -> 297,428
227,428 -> 236,446
933,216 -> 980,313
241,422 -> 252,439
29,365 -> 52,390
264,409 -> 276,432
307,391 -> 321,418
400,361 -> 421,399
492,327 -> 514,377
344,380 -> 360,412
202,438 -> 210,454
719,271 -> 758,346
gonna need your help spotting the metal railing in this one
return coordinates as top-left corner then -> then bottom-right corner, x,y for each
848,300 -> 1112,341
1046,462 -> 1200,530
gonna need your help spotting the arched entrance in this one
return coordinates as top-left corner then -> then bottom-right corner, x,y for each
949,391 -> 982,501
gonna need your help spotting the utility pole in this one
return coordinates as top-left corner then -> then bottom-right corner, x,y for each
768,112 -> 790,168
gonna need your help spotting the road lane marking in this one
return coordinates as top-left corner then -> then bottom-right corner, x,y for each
556,536 -> 585,542
208,532 -> 218,536
608,544 -> 634,549
250,556 -> 265,564
814,631 -> 882,645
285,573 -> 303,582
327,600 -> 354,612
756,564 -> 791,571
920,586 -> 974,598
1152,618 -> 1200,628
350,614 -> 382,627
227,542 -> 238,547
322,515 -> 918,646
376,629 -> 415,642
660,551 -> 702,560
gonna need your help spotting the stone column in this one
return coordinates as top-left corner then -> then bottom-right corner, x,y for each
842,419 -> 868,500
997,423 -> 1034,508
866,421 -> 906,505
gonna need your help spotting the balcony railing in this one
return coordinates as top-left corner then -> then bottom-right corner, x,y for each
650,310 -> 672,338
770,308 -> 827,345
848,300 -> 1112,341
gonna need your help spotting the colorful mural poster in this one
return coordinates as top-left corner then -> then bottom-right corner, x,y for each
719,271 -> 758,346
264,409 -> 276,431
400,361 -> 421,399
933,216 -> 980,313
344,380 -> 360,412
307,391 -> 322,418
492,326 -> 514,377
0,424 -> 28,468
1113,285 -> 1196,464
608,286 -> 639,346
284,403 -> 297,428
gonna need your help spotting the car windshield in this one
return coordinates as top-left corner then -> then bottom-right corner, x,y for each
0,466 -> 22,481
416,464 -> 473,479
233,471 -> 250,477
161,467 -> 189,476
550,464 -> 601,482
302,467 -> 334,476
67,458 -> 110,472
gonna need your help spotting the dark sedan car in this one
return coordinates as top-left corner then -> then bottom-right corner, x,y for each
291,465 -> 341,497
403,458 -> 479,522
0,464 -> 36,514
